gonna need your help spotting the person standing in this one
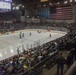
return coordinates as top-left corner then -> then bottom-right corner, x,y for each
56,52 -> 65,75
19,32 -> 22,39
66,51 -> 73,69
74,41 -> 76,60
29,32 -> 31,36
49,34 -> 51,37
22,33 -> 24,38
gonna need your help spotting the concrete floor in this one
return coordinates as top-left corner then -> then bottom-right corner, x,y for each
43,51 -> 69,75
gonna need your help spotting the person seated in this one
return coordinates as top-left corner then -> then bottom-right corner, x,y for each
23,64 -> 28,70
34,54 -> 39,63
30,58 -> 35,67
25,53 -> 29,59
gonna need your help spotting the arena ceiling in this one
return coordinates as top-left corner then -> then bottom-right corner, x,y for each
13,0 -> 64,4
13,0 -> 75,9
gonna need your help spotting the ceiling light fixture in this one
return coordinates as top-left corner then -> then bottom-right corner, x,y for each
70,0 -> 73,2
64,1 -> 68,4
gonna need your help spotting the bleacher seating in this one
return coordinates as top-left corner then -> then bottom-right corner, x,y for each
0,12 -> 17,21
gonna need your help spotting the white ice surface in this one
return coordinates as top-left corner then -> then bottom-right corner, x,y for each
0,30 -> 67,61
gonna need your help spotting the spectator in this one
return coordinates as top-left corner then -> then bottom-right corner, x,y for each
23,64 -> 28,70
66,51 -> 73,69
25,53 -> 29,59
56,52 -> 65,75
34,53 -> 39,63
30,58 -> 35,67
74,41 -> 76,60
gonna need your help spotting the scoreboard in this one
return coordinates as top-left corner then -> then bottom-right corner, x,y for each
0,0 -> 12,2
0,0 -> 12,12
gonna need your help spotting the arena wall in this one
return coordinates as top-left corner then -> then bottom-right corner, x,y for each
24,5 -> 76,23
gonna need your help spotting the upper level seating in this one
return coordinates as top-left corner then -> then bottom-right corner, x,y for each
0,12 -> 17,21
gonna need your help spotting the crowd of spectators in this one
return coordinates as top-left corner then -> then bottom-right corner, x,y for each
0,22 -> 76,33
0,22 -> 76,75
0,12 -> 18,21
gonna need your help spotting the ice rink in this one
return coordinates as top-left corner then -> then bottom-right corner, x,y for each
0,29 -> 67,61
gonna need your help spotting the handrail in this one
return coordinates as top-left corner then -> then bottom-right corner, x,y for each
65,61 -> 76,75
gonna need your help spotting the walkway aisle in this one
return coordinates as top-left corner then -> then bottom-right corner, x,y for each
43,51 -> 68,75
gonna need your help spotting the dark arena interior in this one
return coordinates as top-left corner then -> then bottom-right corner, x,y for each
0,0 -> 76,75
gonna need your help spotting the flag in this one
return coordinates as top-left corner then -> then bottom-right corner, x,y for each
50,6 -> 72,20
